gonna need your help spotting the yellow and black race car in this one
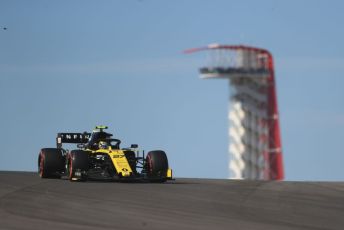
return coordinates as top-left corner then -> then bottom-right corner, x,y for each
38,126 -> 173,182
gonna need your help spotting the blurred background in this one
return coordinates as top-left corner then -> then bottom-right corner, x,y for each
1,0 -> 344,180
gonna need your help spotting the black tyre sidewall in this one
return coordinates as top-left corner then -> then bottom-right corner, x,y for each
68,150 -> 89,181
146,150 -> 168,179
38,148 -> 64,178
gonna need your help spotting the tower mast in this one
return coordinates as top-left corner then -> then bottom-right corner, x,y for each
186,44 -> 284,180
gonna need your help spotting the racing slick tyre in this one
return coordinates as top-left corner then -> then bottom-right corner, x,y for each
38,148 -> 64,179
146,150 -> 169,183
124,150 -> 137,174
68,150 -> 89,182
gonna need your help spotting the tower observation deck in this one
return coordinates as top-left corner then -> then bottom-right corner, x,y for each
186,44 -> 284,180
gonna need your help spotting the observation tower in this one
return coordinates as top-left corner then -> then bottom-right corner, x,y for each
186,44 -> 284,180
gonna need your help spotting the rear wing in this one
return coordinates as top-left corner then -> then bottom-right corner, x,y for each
56,132 -> 91,149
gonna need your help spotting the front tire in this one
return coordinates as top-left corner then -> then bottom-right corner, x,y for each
146,150 -> 169,182
38,148 -> 64,179
67,150 -> 89,181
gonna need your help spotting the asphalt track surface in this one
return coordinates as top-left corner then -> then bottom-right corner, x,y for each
1,172 -> 344,230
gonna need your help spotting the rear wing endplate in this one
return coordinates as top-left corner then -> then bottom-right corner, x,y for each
56,132 -> 91,148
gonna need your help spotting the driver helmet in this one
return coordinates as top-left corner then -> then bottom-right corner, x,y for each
98,141 -> 108,149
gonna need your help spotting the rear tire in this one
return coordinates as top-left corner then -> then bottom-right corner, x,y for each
38,148 -> 64,179
68,150 -> 89,181
146,150 -> 168,182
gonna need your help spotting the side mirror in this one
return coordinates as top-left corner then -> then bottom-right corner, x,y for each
130,144 -> 138,149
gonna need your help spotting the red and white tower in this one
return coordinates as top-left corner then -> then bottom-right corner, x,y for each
186,44 -> 284,180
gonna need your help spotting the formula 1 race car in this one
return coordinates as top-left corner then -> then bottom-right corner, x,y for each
38,126 -> 173,182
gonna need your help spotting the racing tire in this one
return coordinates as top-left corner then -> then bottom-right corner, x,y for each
146,150 -> 169,183
38,148 -> 64,179
68,150 -> 89,182
124,150 -> 137,174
